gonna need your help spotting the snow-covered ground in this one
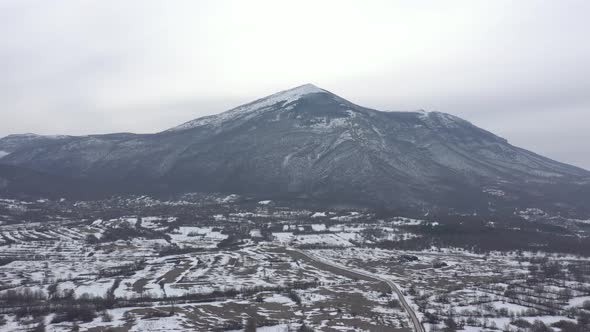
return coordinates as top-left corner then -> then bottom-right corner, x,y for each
0,197 -> 588,331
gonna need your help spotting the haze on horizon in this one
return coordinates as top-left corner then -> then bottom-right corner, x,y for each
1,0 -> 589,169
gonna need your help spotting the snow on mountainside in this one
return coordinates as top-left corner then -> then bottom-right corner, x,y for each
419,110 -> 474,129
0,133 -> 73,153
0,84 -> 589,215
168,84 -> 329,131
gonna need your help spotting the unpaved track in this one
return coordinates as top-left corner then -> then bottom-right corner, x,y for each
289,248 -> 425,332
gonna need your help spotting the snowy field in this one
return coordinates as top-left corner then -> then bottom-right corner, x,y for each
0,196 -> 588,331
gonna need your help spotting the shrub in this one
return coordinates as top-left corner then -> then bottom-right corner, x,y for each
245,317 -> 257,332
100,310 -> 113,322
287,290 -> 301,306
530,320 -> 554,332
388,299 -> 401,308
298,324 -> 315,332
51,306 -> 97,323
511,319 -> 532,328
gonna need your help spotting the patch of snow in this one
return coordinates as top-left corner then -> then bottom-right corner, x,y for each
273,232 -> 294,242
568,295 -> 590,307
169,226 -> 227,243
76,280 -> 114,298
529,169 -> 564,177
213,214 -> 226,221
518,208 -> 547,220
483,188 -> 505,197
307,116 -> 349,130
311,224 -> 326,231
253,325 -> 290,332
570,218 -> 590,225
264,293 -> 294,304
220,194 -> 240,203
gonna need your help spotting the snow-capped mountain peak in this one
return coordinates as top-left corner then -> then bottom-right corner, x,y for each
168,84 -> 329,132
274,83 -> 326,98
241,83 -> 328,110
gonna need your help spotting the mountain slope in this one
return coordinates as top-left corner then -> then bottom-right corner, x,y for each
0,164 -> 92,198
1,84 -> 589,214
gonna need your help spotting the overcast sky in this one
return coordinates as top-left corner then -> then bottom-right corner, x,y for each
1,0 -> 589,169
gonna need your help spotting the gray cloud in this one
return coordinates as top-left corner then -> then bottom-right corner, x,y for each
0,0 -> 589,169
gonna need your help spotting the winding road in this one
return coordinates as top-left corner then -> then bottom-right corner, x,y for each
289,248 -> 425,332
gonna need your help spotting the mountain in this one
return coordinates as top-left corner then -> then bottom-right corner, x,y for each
0,164 -> 90,199
1,84 -> 589,215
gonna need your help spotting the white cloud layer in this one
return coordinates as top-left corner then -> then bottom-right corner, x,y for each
1,0 -> 589,169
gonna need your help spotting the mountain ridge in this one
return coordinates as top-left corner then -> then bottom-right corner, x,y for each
1,84 -> 588,215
